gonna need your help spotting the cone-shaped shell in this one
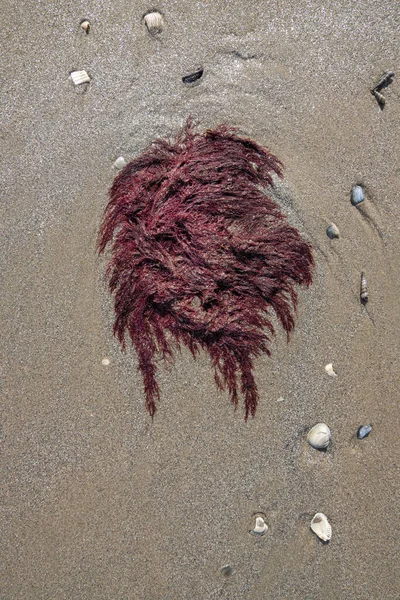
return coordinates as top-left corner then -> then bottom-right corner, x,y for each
310,513 -> 332,542
251,516 -> 268,536
307,423 -> 331,449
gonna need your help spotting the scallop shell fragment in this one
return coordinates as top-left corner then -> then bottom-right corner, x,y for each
351,185 -> 364,206
144,11 -> 164,34
70,70 -> 90,86
310,513 -> 332,542
307,423 -> 331,449
251,517 -> 268,536
325,363 -> 337,377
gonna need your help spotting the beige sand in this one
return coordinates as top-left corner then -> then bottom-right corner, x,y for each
1,1 -> 399,598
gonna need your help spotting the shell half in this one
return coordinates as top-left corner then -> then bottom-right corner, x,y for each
325,363 -> 337,377
351,185 -> 364,206
307,423 -> 331,449
144,11 -> 164,34
326,224 -> 340,239
70,70 -> 90,86
310,513 -> 332,542
357,424 -> 372,439
251,516 -> 268,536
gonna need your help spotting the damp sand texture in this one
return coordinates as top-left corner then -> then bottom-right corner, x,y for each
1,1 -> 399,599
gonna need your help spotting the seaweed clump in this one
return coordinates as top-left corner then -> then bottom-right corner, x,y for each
98,120 -> 314,418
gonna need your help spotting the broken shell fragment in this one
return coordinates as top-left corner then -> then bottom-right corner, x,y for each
144,11 -> 164,34
80,19 -> 90,33
114,156 -> 127,170
220,565 -> 234,577
310,513 -> 332,542
326,224 -> 340,239
325,363 -> 337,377
70,70 -> 90,86
360,271 -> 368,305
351,185 -> 364,206
251,517 -> 268,536
307,423 -> 331,449
357,424 -> 372,439
101,357 -> 110,366
182,68 -> 204,85
373,89 -> 386,107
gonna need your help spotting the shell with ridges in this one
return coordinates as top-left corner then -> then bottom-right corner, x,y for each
307,423 -> 331,449
360,271 -> 368,304
310,513 -> 332,542
144,11 -> 164,34
70,70 -> 90,85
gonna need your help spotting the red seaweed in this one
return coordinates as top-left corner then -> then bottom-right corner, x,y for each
98,119 -> 314,418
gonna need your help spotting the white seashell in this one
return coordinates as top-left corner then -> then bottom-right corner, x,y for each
114,156 -> 127,170
101,357 -> 110,366
144,11 -> 164,34
325,363 -> 337,377
80,19 -> 90,33
310,513 -> 332,542
70,70 -> 90,86
251,517 -> 268,536
307,423 -> 331,449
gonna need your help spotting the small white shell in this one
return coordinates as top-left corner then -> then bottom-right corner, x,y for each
70,70 -> 90,86
307,423 -> 331,449
114,156 -> 127,170
310,513 -> 332,542
101,357 -> 110,366
144,11 -> 164,34
80,19 -> 90,33
251,517 -> 268,536
325,363 -> 337,377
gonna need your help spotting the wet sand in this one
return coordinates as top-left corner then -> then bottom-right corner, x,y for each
1,1 -> 399,598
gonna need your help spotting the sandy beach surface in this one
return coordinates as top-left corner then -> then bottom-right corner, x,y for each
1,1 -> 399,598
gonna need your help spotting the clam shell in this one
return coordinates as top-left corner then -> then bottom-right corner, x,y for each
251,516 -> 268,536
326,224 -> 340,239
357,424 -> 372,439
182,68 -> 204,85
307,423 -> 331,449
114,156 -> 127,170
80,19 -> 90,33
144,11 -> 164,34
310,513 -> 332,542
351,185 -> 364,206
70,70 -> 90,86
325,363 -> 337,377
